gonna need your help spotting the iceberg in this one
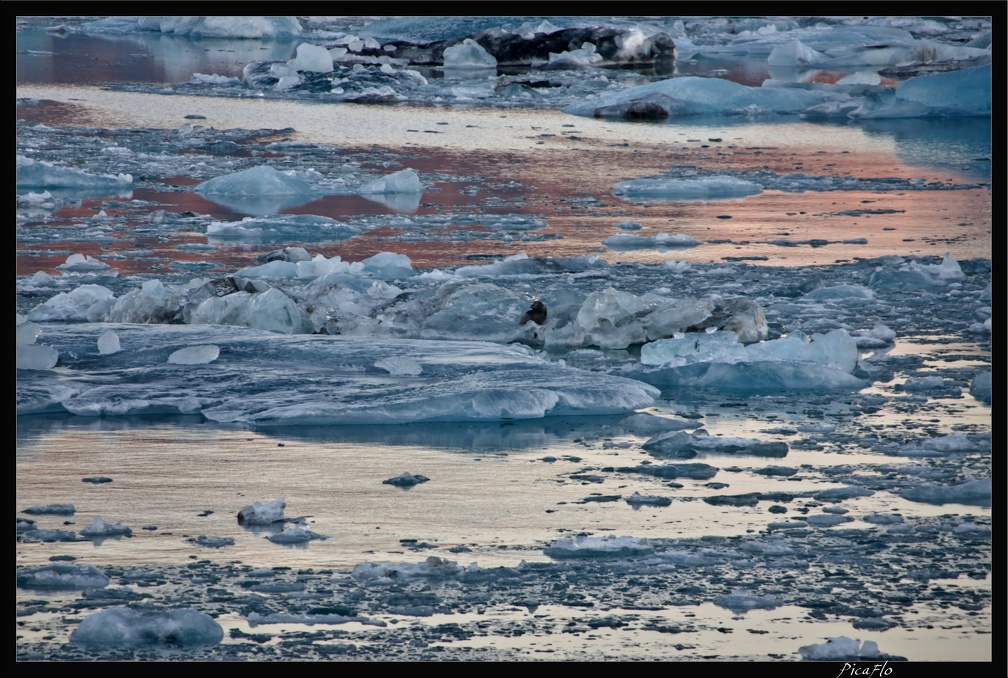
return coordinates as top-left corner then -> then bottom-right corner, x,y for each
288,43 -> 333,73
267,526 -> 327,544
604,233 -> 698,249
358,168 -> 423,195
17,344 -> 59,370
443,38 -> 497,69
238,498 -> 286,526
57,253 -> 113,274
898,479 -> 991,506
851,64 -> 992,119
207,214 -> 360,243
27,284 -> 115,322
635,328 -> 864,395
167,345 -> 220,365
798,636 -> 888,661
196,166 -> 321,215
544,535 -> 654,559
969,371 -> 991,403
17,564 -> 109,590
352,556 -> 467,581
713,589 -> 779,613
17,155 -> 132,196
136,16 -> 301,39
565,75 -> 829,120
613,175 -> 763,202
97,330 -> 121,354
643,430 -> 788,458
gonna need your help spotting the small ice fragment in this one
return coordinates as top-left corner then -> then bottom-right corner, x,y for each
97,331 -> 121,355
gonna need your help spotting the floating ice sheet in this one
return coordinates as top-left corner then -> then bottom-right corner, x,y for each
16,324 -> 658,425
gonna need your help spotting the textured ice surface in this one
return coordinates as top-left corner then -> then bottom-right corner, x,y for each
70,606 -> 223,647
16,324 -> 658,424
